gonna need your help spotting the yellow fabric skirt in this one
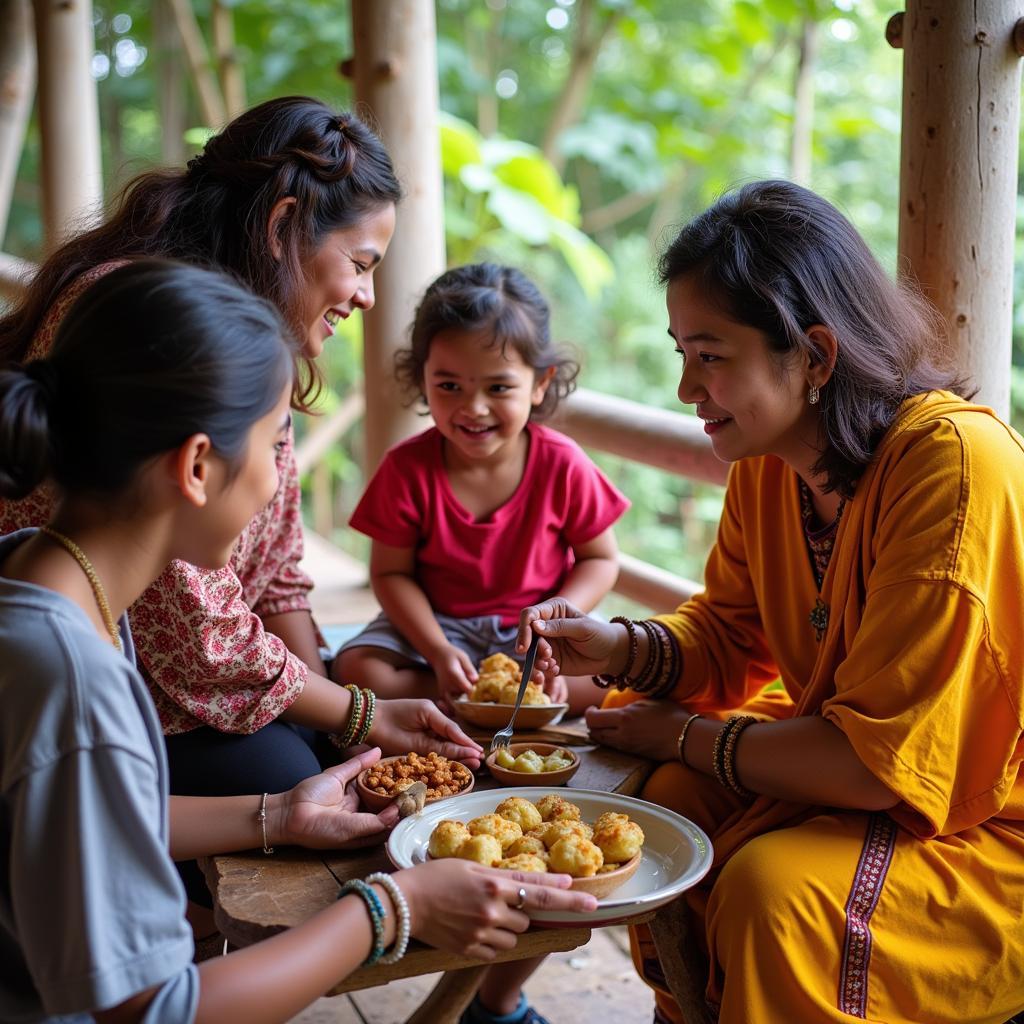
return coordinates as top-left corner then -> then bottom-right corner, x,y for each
630,760 -> 1024,1023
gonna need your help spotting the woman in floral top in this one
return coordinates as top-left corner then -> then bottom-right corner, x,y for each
0,96 -> 482,909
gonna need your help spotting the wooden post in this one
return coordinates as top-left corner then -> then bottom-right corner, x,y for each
896,0 -> 1024,418
32,0 -> 103,248
153,0 -> 186,167
350,0 -> 446,475
0,0 -> 35,245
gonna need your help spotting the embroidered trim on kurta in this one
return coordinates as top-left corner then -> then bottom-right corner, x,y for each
838,813 -> 897,1017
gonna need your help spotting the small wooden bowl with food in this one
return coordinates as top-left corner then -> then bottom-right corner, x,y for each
356,751 -> 474,815
485,743 -> 580,787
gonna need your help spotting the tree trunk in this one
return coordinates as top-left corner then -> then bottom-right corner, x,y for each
897,0 -> 1024,418
165,0 -> 227,129
212,0 -> 246,120
351,0 -> 446,475
32,0 -> 103,249
541,0 -> 621,172
789,18 -> 818,185
0,0 -> 35,246
153,0 -> 186,166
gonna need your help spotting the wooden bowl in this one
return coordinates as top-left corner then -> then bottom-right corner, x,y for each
567,851 -> 643,898
484,743 -> 580,787
452,697 -> 568,731
355,754 -> 475,813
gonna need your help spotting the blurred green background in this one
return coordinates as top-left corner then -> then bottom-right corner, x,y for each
4,0 -> 1023,586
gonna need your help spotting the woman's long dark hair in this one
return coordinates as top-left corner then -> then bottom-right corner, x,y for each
396,262 -> 579,420
0,96 -> 402,411
0,260 -> 296,500
658,179 -> 967,496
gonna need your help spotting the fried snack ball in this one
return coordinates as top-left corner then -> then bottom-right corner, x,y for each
506,835 -> 548,859
593,819 -> 645,863
498,853 -> 548,874
597,863 -> 622,874
470,676 -> 503,703
541,819 -> 594,849
456,834 -> 503,866
498,681 -> 550,706
479,652 -> 520,678
594,811 -> 629,833
548,835 -> 604,878
495,796 -> 544,831
468,813 -> 523,851
428,819 -> 471,859
535,794 -> 582,823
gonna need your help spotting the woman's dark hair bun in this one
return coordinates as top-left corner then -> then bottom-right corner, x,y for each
0,364 -> 56,499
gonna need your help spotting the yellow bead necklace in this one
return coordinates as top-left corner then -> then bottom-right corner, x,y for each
39,527 -> 123,654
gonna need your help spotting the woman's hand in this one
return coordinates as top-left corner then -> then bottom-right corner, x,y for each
394,859 -> 598,960
517,598 -> 628,678
585,701 -> 692,761
429,643 -> 478,708
276,748 -> 399,849
368,699 -> 483,768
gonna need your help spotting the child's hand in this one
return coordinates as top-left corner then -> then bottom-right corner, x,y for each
544,675 -> 569,705
429,643 -> 478,707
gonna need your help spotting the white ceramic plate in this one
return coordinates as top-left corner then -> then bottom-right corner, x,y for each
385,787 -> 713,927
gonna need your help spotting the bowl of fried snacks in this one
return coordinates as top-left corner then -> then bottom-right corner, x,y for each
356,751 -> 474,813
485,743 -> 580,787
453,653 -> 568,729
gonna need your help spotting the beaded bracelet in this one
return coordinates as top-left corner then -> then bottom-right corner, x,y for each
633,619 -> 661,691
721,715 -> 757,798
354,687 -> 377,744
330,684 -> 364,750
649,623 -> 681,699
338,878 -> 387,965
365,872 -> 411,964
676,713 -> 702,767
592,616 -> 639,690
711,719 -> 734,791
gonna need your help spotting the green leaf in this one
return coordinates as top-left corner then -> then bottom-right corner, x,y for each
438,111 -> 483,177
485,186 -> 552,245
548,220 -> 614,299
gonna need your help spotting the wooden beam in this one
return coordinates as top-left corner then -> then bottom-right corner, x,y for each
164,0 -> 227,130
553,387 -> 729,487
32,0 -> 103,249
350,0 -> 446,476
0,0 -> 35,245
897,0 -> 1024,417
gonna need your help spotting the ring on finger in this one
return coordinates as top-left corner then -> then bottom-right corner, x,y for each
513,887 -> 527,910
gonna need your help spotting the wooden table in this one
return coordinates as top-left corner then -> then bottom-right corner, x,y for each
202,724 -> 713,1024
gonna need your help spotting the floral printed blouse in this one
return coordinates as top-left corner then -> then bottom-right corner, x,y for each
0,264 -> 314,734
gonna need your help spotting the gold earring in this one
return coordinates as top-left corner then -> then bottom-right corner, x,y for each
808,384 -> 820,405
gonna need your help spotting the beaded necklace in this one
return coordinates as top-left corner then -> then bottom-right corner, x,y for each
798,479 -> 846,642
39,527 -> 123,653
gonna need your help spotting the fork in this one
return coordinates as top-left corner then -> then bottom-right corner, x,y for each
488,632 -> 541,757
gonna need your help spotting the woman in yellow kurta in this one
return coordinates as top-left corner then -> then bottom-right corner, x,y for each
518,180 -> 1024,1023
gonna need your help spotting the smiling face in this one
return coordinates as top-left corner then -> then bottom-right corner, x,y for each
296,203 -> 396,358
423,326 -> 553,469
667,274 -> 820,470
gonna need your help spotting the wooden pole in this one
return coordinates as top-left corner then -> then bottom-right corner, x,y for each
164,0 -> 227,130
896,0 -> 1024,418
0,0 -> 35,246
153,0 -> 186,167
32,0 -> 103,249
350,0 -> 446,475
212,0 -> 246,120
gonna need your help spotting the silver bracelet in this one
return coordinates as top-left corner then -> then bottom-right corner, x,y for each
365,872 -> 410,964
258,792 -> 274,855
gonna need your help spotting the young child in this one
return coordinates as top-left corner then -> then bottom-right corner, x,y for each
0,261 -> 595,1024
333,263 -> 629,712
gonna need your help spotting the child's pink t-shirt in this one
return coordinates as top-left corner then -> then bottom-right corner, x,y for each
350,423 -> 630,625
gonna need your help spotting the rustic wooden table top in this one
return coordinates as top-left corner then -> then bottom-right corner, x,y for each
201,724 -> 662,1022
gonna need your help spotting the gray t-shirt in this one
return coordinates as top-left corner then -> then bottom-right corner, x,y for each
0,531 -> 198,1023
